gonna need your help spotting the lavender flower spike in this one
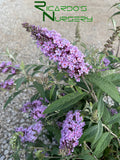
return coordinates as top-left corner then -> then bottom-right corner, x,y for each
59,110 -> 85,155
22,23 -> 92,82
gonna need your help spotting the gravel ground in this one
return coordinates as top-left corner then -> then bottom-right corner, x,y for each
0,0 -> 120,159
0,88 -> 35,160
0,0 -> 40,159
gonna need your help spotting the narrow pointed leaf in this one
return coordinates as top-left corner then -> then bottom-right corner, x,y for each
88,74 -> 120,103
15,77 -> 26,90
111,11 -> 120,18
110,2 -> 120,9
79,125 -> 98,143
33,81 -> 45,100
94,132 -> 113,158
103,73 -> 120,86
50,85 -> 56,100
33,65 -> 44,71
26,64 -> 37,74
30,93 -> 40,102
107,113 -> 120,125
4,90 -> 23,108
92,120 -> 103,147
44,92 -> 87,114
97,96 -> 105,119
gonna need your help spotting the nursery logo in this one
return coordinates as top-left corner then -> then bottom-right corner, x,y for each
34,1 -> 93,22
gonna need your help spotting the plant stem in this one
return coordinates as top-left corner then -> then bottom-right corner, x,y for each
77,86 -> 89,93
116,38 -> 120,57
84,142 -> 98,160
102,123 -> 120,145
89,82 -> 98,102
82,75 -> 91,91
82,75 -> 98,102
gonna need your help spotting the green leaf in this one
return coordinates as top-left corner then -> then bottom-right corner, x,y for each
4,90 -> 23,108
56,72 -> 66,81
92,120 -> 103,147
50,85 -> 56,100
30,93 -> 40,102
117,5 -> 120,10
24,64 -> 31,69
100,69 -> 119,78
77,148 -> 95,160
107,113 -> 120,125
75,86 -> 83,94
25,64 -> 37,74
31,65 -> 44,76
110,2 -> 120,9
98,53 -> 105,64
111,11 -> 120,18
20,61 -> 25,70
5,74 -> 15,80
80,42 -> 87,49
108,55 -> 119,61
80,155 -> 96,160
26,151 -> 34,160
15,77 -> 26,90
94,132 -> 113,158
88,74 -> 120,103
111,17 -> 116,30
103,73 -> 120,86
35,150 -> 44,160
31,71 -> 41,77
102,106 -> 112,128
33,81 -> 45,100
97,96 -> 105,119
6,48 -> 16,62
44,67 -> 54,74
44,92 -> 87,114
34,65 -> 44,71
12,152 -> 20,160
46,125 -> 61,143
79,125 -> 98,143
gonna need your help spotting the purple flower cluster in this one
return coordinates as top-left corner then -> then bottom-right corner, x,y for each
103,58 -> 110,67
110,108 -> 118,116
0,61 -> 19,74
22,23 -> 91,82
0,79 -> 14,90
21,100 -> 47,121
59,110 -> 85,155
0,61 -> 20,90
16,121 -> 43,143
101,58 -> 110,71
16,100 -> 47,143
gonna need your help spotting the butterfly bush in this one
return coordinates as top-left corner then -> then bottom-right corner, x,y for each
0,79 -> 14,90
16,99 -> 85,151
5,18 -> 120,159
100,58 -> 110,71
21,100 -> 47,121
103,58 -> 110,67
16,121 -> 43,143
22,23 -> 92,82
16,100 -> 47,142
59,110 -> 85,155
0,61 -> 19,74
0,61 -> 19,90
